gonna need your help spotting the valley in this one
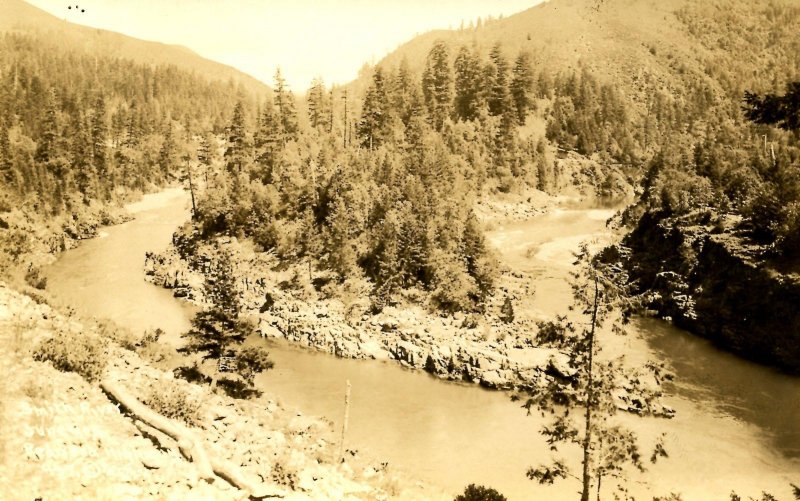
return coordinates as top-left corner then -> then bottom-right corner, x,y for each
1,0 -> 799,499
28,187 -> 800,500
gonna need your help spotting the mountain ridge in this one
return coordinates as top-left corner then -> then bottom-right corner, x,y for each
351,0 -> 800,114
0,0 -> 269,96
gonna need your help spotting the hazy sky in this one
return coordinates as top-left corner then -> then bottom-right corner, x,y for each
27,0 -> 539,90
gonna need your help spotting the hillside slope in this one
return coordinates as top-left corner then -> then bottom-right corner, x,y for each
357,0 -> 799,114
0,0 -> 268,96
347,0 -> 800,373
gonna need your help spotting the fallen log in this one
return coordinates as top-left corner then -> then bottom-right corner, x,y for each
100,380 -> 281,499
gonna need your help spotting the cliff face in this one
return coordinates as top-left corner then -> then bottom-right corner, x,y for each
624,212 -> 800,373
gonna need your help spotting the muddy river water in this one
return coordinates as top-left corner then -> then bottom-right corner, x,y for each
45,189 -> 800,500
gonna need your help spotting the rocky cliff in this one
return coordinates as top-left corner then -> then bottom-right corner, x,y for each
623,212 -> 800,373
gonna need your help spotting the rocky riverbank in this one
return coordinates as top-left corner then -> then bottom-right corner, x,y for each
0,189 -> 161,290
145,237 -> 561,393
623,210 -> 800,374
144,194 -> 671,418
0,284 -> 439,500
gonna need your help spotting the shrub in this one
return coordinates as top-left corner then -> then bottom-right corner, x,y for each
33,331 -> 108,382
217,377 -> 262,399
774,201 -> 800,257
24,266 -> 47,290
140,379 -> 202,426
499,297 -> 515,323
174,364 -> 212,385
234,346 -> 274,383
454,484 -> 507,501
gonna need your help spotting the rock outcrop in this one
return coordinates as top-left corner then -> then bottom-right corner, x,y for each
623,211 -> 800,373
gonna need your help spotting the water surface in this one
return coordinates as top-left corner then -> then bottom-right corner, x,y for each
45,189 -> 800,500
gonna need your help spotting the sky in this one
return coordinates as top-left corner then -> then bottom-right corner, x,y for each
26,0 -> 539,91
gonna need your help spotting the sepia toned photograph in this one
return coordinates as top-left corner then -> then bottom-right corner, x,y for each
0,0 -> 799,499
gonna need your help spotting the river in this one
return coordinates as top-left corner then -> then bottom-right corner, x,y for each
44,188 -> 800,500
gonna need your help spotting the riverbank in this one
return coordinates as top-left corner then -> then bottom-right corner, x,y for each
144,190 -> 672,418
0,183 -> 183,290
623,209 -> 800,374
32,187 -> 800,500
0,283 -> 439,500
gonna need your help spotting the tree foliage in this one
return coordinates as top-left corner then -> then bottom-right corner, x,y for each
178,250 -> 273,399
522,246 -> 672,500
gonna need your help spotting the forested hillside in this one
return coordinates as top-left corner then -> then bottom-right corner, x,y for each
0,0 -> 267,96
182,0 -> 800,368
3,0 -> 799,367
354,0 -> 800,371
0,30 -> 258,276
184,37 -> 572,314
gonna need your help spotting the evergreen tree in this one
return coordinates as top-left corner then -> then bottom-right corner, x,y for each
357,66 -> 390,149
0,118 -> 12,184
393,58 -> 419,126
179,250 -> 274,398
158,122 -> 176,178
307,76 -> 331,131
273,68 -> 299,140
224,101 -> 249,174
510,51 -> 535,123
70,109 -> 93,200
743,81 -> 800,131
454,45 -> 483,121
422,40 -> 453,131
254,100 -> 282,181
197,133 -> 212,167
91,96 -> 107,180
524,247 -> 671,500
487,43 -> 511,118
35,88 -> 59,167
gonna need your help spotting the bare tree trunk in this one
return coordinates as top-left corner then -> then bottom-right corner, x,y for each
342,90 -> 348,148
100,380 -> 280,498
596,473 -> 602,501
581,272 -> 600,501
187,161 -> 196,215
596,436 -> 603,501
338,380 -> 352,464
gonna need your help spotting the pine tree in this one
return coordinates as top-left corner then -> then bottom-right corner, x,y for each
254,100 -> 282,182
70,109 -> 93,200
197,133 -> 212,167
523,247 -> 672,499
0,118 -> 12,184
35,88 -> 59,167
422,40 -> 453,131
224,101 -> 249,174
454,45 -> 483,121
273,68 -> 299,140
393,58 -> 418,126
179,250 -> 274,398
91,96 -> 108,180
307,77 -> 331,131
158,122 -> 176,179
487,43 -> 512,118
123,102 -> 142,148
510,51 -> 535,123
357,66 -> 390,149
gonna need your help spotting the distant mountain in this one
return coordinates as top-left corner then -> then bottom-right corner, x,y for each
0,0 -> 269,96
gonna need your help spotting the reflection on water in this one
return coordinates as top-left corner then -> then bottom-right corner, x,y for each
43,189 -> 800,500
638,317 -> 800,459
